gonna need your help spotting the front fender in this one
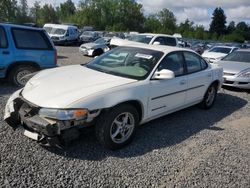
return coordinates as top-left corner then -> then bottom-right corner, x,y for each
68,83 -> 148,120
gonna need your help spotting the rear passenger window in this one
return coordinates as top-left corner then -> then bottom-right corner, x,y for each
158,52 -> 185,76
12,28 -> 52,50
183,52 -> 202,73
164,37 -> 177,46
0,27 -> 8,48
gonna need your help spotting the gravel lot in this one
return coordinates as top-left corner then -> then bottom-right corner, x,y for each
0,46 -> 249,187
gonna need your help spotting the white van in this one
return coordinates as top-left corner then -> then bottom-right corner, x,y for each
43,24 -> 79,45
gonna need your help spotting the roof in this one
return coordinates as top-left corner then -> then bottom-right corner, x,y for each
138,33 -> 176,38
0,23 -> 43,31
43,23 -> 77,29
236,48 -> 250,52
212,45 -> 237,49
123,43 -> 195,54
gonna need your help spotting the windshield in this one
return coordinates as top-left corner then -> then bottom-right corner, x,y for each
85,47 -> 164,80
94,38 -> 107,44
44,27 -> 52,34
51,28 -> 66,35
222,51 -> 250,63
128,35 -> 153,44
82,31 -> 94,37
209,47 -> 231,54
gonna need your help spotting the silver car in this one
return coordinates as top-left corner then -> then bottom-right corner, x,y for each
216,49 -> 250,89
79,37 -> 111,57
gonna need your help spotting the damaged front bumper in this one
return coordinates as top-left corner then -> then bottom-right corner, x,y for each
4,90 -> 99,147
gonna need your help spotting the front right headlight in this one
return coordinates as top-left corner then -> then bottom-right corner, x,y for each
39,108 -> 88,121
237,68 -> 250,78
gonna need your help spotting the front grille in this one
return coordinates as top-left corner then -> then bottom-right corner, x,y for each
19,100 -> 40,118
51,36 -> 59,40
238,82 -> 249,85
224,72 -> 235,76
224,80 -> 234,84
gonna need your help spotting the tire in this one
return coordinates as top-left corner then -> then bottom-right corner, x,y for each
199,83 -> 218,109
8,65 -> 37,87
93,49 -> 103,57
95,104 -> 139,150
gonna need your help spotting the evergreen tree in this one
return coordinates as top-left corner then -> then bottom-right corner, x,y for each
227,21 -> 235,34
30,1 -> 41,24
157,8 -> 176,34
16,0 -> 30,23
209,7 -> 227,36
58,0 -> 76,23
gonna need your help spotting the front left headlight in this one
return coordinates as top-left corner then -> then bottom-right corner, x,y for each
237,69 -> 250,78
39,108 -> 88,121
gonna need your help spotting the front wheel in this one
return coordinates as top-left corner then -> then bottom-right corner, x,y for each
199,83 -> 218,109
92,49 -> 103,57
95,104 -> 139,150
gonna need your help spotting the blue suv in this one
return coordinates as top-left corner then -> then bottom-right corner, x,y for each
0,23 -> 57,86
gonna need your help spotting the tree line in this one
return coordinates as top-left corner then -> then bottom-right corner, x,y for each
1,0 -> 250,43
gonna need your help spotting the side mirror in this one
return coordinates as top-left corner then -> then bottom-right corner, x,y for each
153,41 -> 160,45
152,69 -> 175,80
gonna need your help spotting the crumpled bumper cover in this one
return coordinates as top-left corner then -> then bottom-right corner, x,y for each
4,90 -> 96,147
4,90 -> 64,147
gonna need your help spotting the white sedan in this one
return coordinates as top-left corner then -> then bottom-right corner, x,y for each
4,44 -> 223,150
202,46 -> 238,63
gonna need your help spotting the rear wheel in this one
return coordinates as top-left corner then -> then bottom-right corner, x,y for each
199,83 -> 218,109
8,65 -> 37,87
95,104 -> 139,150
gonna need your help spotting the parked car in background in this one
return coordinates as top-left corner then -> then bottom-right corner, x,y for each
173,33 -> 186,47
191,43 -> 207,55
4,44 -> 223,150
43,24 -> 79,45
104,32 -> 125,39
215,49 -> 250,89
22,23 -> 38,27
0,23 -> 57,86
79,37 -> 111,57
110,33 -> 178,48
79,31 -> 100,44
82,26 -> 94,32
202,46 -> 238,63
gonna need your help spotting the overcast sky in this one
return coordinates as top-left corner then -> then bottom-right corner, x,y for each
26,0 -> 250,28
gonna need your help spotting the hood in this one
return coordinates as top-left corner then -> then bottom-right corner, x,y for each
216,60 -> 250,74
80,35 -> 93,39
202,52 -> 227,59
49,34 -> 64,37
22,65 -> 136,108
110,38 -> 143,46
81,42 -> 101,49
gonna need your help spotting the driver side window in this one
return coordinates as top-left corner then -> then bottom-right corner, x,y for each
154,37 -> 165,45
158,52 -> 185,77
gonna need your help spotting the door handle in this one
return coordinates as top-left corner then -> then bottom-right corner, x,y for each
207,73 -> 212,77
180,80 -> 187,85
2,51 -> 10,55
